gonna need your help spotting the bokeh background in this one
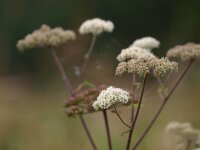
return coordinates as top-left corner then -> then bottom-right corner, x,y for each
0,0 -> 200,149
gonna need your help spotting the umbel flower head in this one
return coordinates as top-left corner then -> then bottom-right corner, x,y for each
166,122 -> 200,150
130,36 -> 160,50
92,86 -> 130,110
167,43 -> 200,61
79,18 -> 114,35
116,57 -> 178,77
17,24 -> 76,52
117,46 -> 155,62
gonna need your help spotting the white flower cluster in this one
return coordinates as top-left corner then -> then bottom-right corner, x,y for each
130,36 -> 160,50
167,43 -> 200,61
166,122 -> 200,150
92,86 -> 130,110
17,24 -> 76,52
117,46 -> 155,62
79,18 -> 114,35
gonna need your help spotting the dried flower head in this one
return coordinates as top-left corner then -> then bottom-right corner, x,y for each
166,122 -> 200,150
17,24 -> 76,52
167,43 -> 200,61
130,36 -> 160,50
148,57 -> 178,77
92,86 -> 130,110
79,18 -> 114,35
116,57 -> 178,77
65,85 -> 107,117
117,46 -> 155,62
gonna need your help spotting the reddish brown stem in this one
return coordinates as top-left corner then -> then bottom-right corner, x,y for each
75,35 -> 96,86
113,105 -> 131,128
103,110 -> 113,150
50,48 -> 97,150
51,49 -> 73,95
131,74 -> 136,123
126,74 -> 148,150
79,115 -> 97,150
131,60 -> 193,150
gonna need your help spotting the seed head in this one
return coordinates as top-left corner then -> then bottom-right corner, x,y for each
116,57 -> 178,77
17,24 -> 76,52
167,43 -> 200,61
166,122 -> 200,149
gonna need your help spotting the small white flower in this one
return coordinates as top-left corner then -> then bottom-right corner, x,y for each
92,86 -> 129,110
79,18 -> 114,35
117,46 -> 155,62
130,36 -> 160,50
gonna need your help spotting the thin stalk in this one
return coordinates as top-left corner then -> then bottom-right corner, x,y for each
51,49 -> 73,95
131,74 -> 136,123
79,115 -> 98,150
126,74 -> 148,150
113,105 -> 131,128
75,35 -> 97,86
131,60 -> 194,150
50,48 -> 97,150
157,77 -> 165,99
103,110 -> 113,150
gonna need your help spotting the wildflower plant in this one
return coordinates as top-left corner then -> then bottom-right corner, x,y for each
16,18 -> 200,150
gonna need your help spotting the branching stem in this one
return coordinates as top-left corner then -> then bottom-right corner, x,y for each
126,74 -> 148,150
131,60 -> 194,150
75,35 -> 97,86
113,105 -> 131,128
50,48 -> 97,150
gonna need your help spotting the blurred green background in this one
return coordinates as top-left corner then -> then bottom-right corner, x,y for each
0,0 -> 200,149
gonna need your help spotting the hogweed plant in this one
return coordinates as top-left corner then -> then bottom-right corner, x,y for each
16,18 -> 200,150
